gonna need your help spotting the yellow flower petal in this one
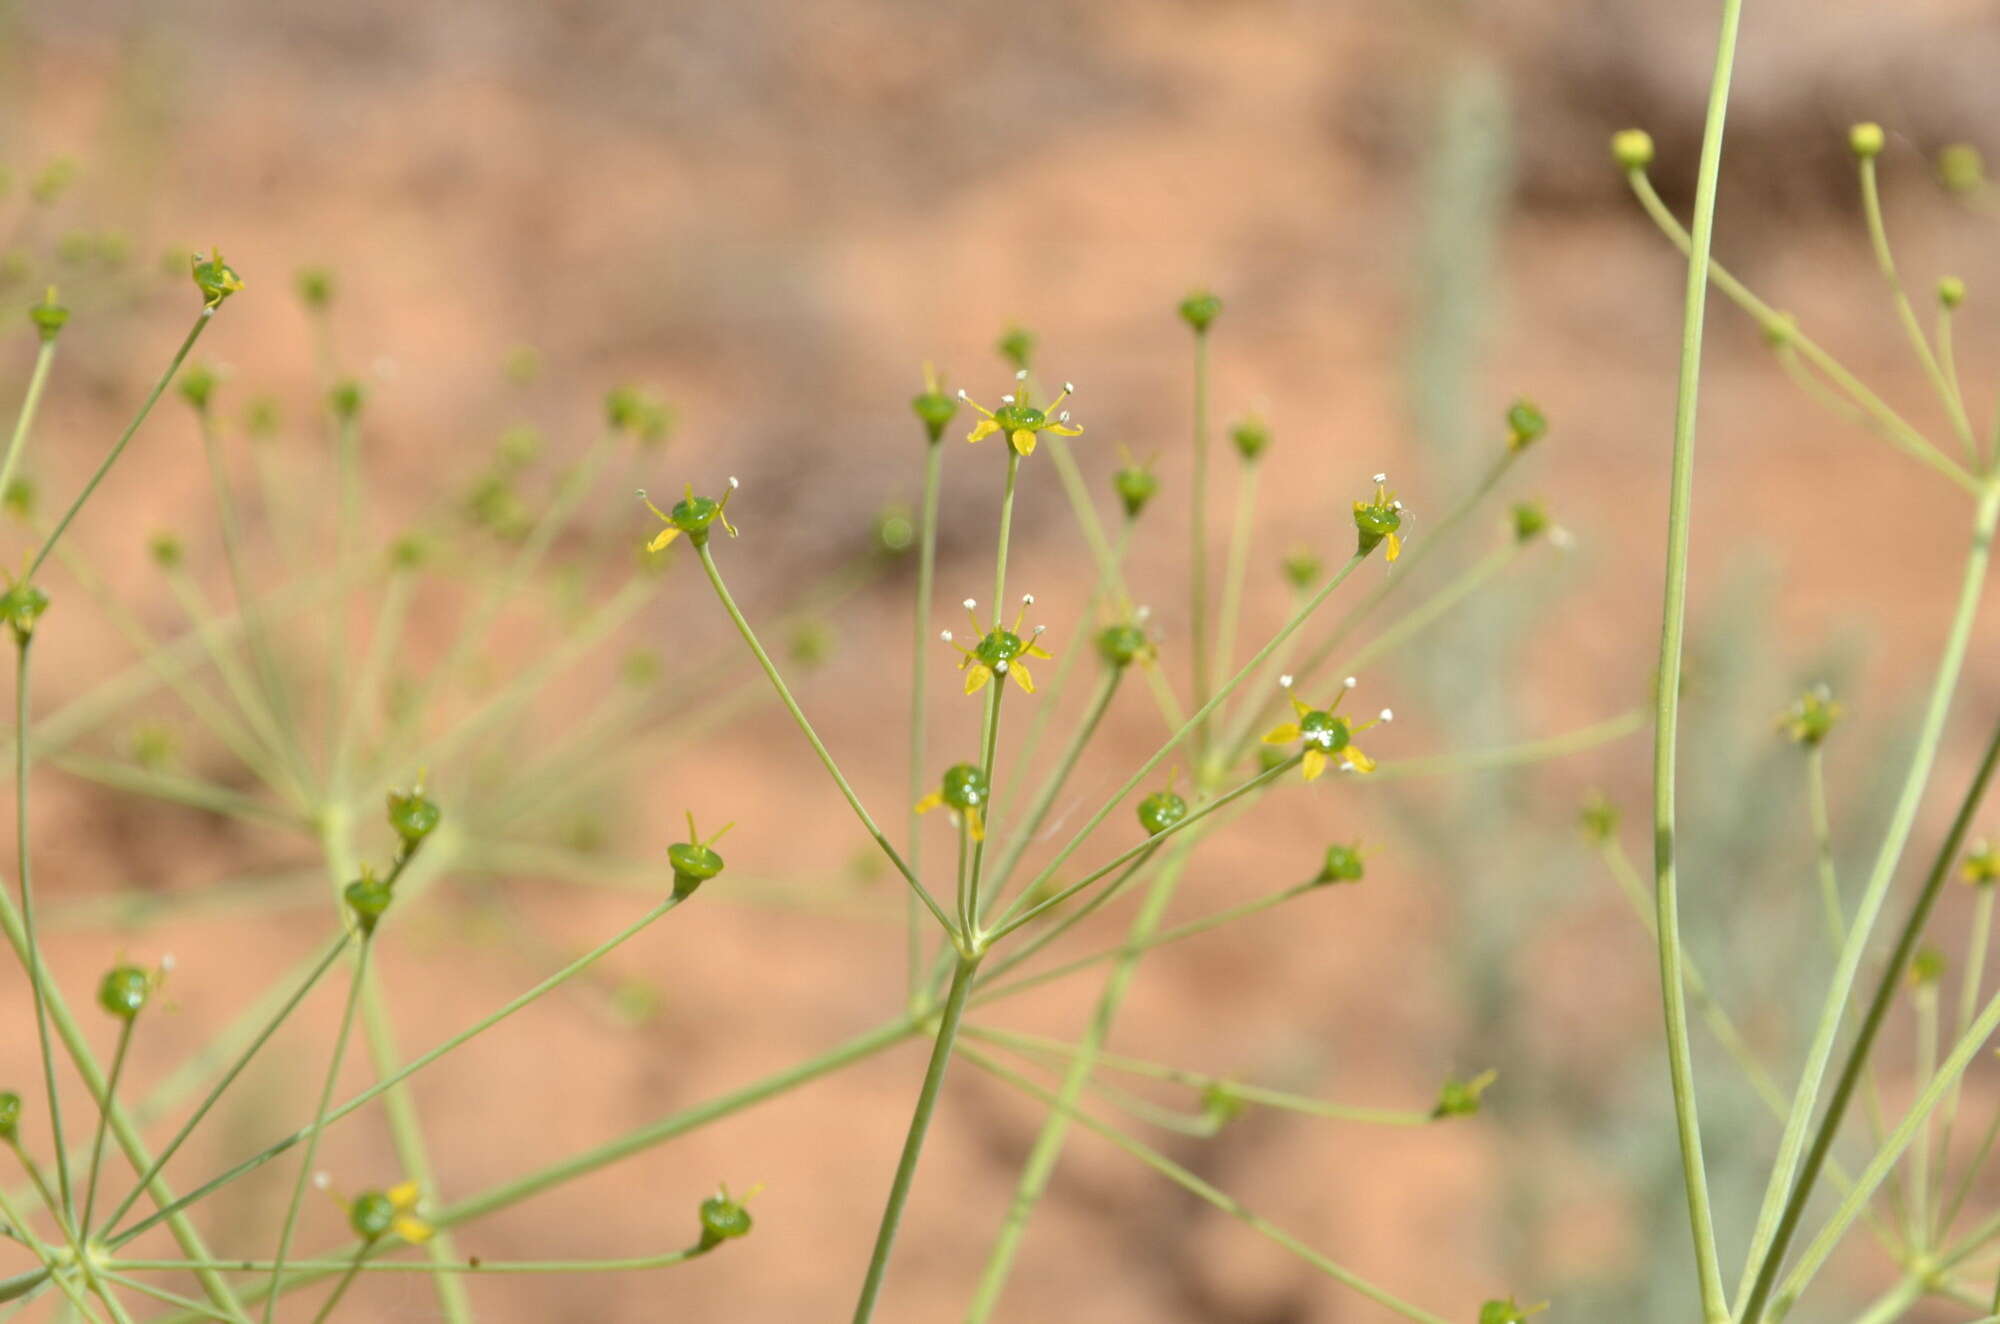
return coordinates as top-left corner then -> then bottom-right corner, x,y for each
966,806 -> 985,842
1301,749 -> 1328,782
1262,723 -> 1301,746
388,1181 -> 421,1210
647,526 -> 680,551
393,1215 -> 435,1245
1011,428 -> 1038,456
1027,644 -> 1052,660
1289,696 -> 1312,720
1010,661 -> 1035,692
967,418 -> 999,444
914,791 -> 945,815
1384,532 -> 1401,563
965,665 -> 992,695
1343,743 -> 1376,773
1045,422 -> 1082,437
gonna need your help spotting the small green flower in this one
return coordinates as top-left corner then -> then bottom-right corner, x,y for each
1510,501 -> 1551,544
345,869 -> 395,936
189,247 -> 244,308
668,812 -> 734,899
1909,945 -> 1947,988
295,266 -> 334,310
1177,289 -> 1222,333
641,479 -> 740,550
340,1181 -> 432,1244
1579,793 -> 1620,844
1939,142 -> 1986,195
996,325 -> 1037,372
915,763 -> 991,841
1352,475 -> 1404,562
1849,121 -> 1886,160
1112,449 -> 1161,519
149,532 -> 184,569
910,363 -> 958,443
1229,415 -> 1271,462
329,378 -> 366,422
1940,276 -> 1967,310
1610,128 -> 1655,171
1096,619 -> 1155,670
179,362 -> 221,413
1478,1296 -> 1547,1324
946,596 -> 1051,695
1504,399 -> 1547,451
0,580 -> 49,643
98,962 -> 158,1020
1262,678 -> 1389,781
1315,841 -> 1366,885
961,375 -> 1081,458
874,504 -> 917,556
27,286 -> 68,343
698,1183 -> 760,1249
1200,1081 -> 1246,1129
1777,684 -> 1842,747
1281,547 -> 1322,591
605,385 -> 674,445
1433,1068 -> 1497,1119
1962,839 -> 2000,887
386,784 -> 442,848
1136,773 -> 1188,837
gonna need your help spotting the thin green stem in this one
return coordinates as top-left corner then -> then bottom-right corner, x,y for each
695,541 -> 957,941
28,309 -> 214,581
122,1246 -> 714,1277
850,954 -> 980,1324
0,1184 -> 102,1323
1334,542 -> 1519,681
261,938 -> 370,1324
310,1245 -> 367,1323
1940,1096 -> 2000,1244
1807,747 -> 1844,949
13,636 -> 70,1226
0,340 -> 57,509
959,1047 -> 1453,1324
1210,460 -> 1260,711
1911,985 -> 1940,1252
97,935 -> 351,1238
980,666 -> 1121,920
1742,694 -> 2000,1323
79,1019 -> 134,1237
1934,879 -> 1995,1238
965,683 -> 1005,928
1653,6 -> 1746,1318
992,448 -> 1020,625
908,437 -> 946,1001
1189,329 -> 1213,757
1858,156 -> 1979,455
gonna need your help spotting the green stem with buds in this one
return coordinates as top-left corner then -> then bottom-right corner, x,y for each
0,340 -> 56,511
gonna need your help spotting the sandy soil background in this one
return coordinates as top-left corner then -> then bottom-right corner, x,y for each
5,2 -> 2000,1320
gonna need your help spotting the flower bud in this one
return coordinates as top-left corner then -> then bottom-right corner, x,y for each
668,813 -> 733,900
386,786 -> 442,848
1177,289 -> 1222,333
1910,945 -> 1946,988
1229,416 -> 1270,462
1511,501 -> 1550,544
1849,122 -> 1886,160
295,266 -> 334,310
348,868 -> 397,933
911,364 -> 958,443
179,362 -> 220,413
3,477 -> 33,520
1504,399 -> 1547,451
0,582 -> 49,643
698,1185 -> 756,1248
27,286 -> 67,343
1777,685 -> 1841,747
1096,623 -> 1153,669
0,1090 -> 19,1141
1112,461 -> 1160,520
1610,129 -> 1655,171
1940,276 -> 1967,310
1314,842 -> 1365,885
1963,840 -> 1999,887
1579,793 -> 1620,844
606,386 -> 674,446
149,532 -> 184,569
189,247 -> 243,308
874,505 -> 917,556
1939,143 -> 1986,195
1480,1297 -> 1548,1324
97,964 -> 153,1020
1136,786 -> 1188,837
349,1190 -> 397,1240
1432,1068 -> 1497,1119
1281,548 -> 1322,590
996,326 -> 1036,372
328,378 -> 366,422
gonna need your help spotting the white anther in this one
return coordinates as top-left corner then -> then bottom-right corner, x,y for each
1015,369 -> 1028,380
313,1172 -> 331,1190
1000,394 -> 1015,404
1135,605 -> 1152,621
1033,624 -> 1046,636
1550,527 -> 1575,550
1343,676 -> 1357,689
1058,410 -> 1071,423
1379,708 -> 1394,722
1063,381 -> 1075,394
956,388 -> 968,400
160,953 -> 177,972
940,630 -> 954,642
1279,674 -> 1294,688
728,475 -> 740,489
1373,473 -> 1387,483
964,598 -> 977,610
1022,593 -> 1034,605
1340,760 -> 1356,772
995,660 -> 1009,673
1391,500 -> 1403,510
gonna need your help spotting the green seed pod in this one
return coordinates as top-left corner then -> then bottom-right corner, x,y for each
97,964 -> 152,1020
386,786 -> 442,848
1939,142 -> 1986,195
189,247 -> 244,307
1610,128 -> 1654,171
1432,1068 -> 1496,1119
995,326 -> 1036,372
698,1185 -> 755,1248
0,582 -> 49,643
1177,289 -> 1222,333
874,505 -> 917,556
1096,623 -> 1153,669
1136,787 -> 1188,837
1228,416 -> 1271,462
345,872 -> 395,936
1281,548 -> 1322,590
1579,793 -> 1620,844
0,1090 -> 19,1141
1849,121 -> 1886,160
1511,501 -> 1549,544
1910,945 -> 1947,987
911,364 -> 958,443
328,378 -> 366,422
1940,276 -> 1967,310
179,362 -> 220,413
668,812 -> 734,899
349,1190 -> 397,1240
1504,399 -> 1547,451
27,287 -> 68,343
295,266 -> 334,310
1112,463 -> 1160,519
1315,842 -> 1366,885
